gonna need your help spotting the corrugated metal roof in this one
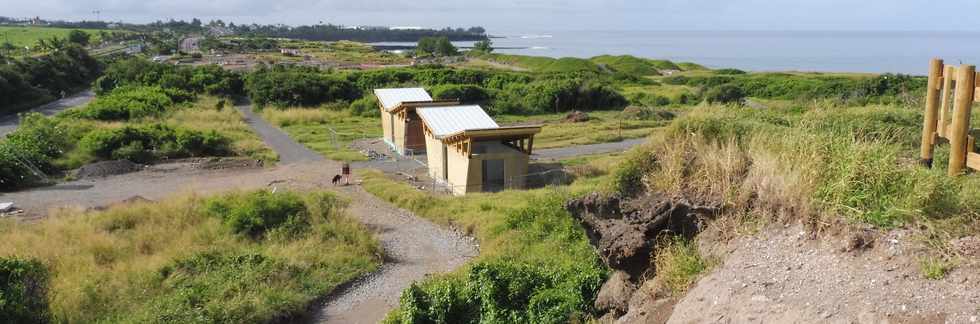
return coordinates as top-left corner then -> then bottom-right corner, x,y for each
416,105 -> 499,138
374,88 -> 433,111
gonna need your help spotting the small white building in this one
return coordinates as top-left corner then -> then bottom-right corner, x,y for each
416,105 -> 541,195
374,88 -> 457,155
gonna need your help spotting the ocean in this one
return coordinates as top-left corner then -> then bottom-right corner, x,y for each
433,30 -> 980,75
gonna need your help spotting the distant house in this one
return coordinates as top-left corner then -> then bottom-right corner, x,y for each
374,88 -> 459,155
417,105 -> 541,195
280,48 -> 301,56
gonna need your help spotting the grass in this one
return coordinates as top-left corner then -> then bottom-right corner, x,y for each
261,107 -> 381,161
169,97 -> 278,162
251,40 -> 410,66
0,189 -> 380,323
467,52 -> 601,73
919,257 -> 952,280
496,110 -> 670,149
0,26 -> 114,48
358,151 -> 627,322
53,96 -> 278,169
653,237 -> 716,295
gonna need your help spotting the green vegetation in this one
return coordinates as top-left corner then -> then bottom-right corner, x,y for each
590,55 -> 663,76
653,237 -> 715,294
95,58 -> 244,97
416,36 -> 458,57
262,108 -> 381,161
0,26 -> 108,48
79,124 -> 231,163
358,170 -> 610,323
919,257 -> 952,280
0,190 -> 380,323
0,44 -> 101,115
663,72 -> 925,105
246,65 -> 358,108
76,86 -> 190,120
495,110 -> 671,149
473,39 -> 494,53
467,52 -> 602,73
0,257 -> 50,323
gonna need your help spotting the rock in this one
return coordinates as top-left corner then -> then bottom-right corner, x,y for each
562,110 -> 590,123
595,271 -> 636,316
843,229 -> 876,252
565,192 -> 714,277
616,296 -> 676,324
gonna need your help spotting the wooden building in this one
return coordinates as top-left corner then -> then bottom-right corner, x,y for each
374,88 -> 458,155
417,105 -> 542,195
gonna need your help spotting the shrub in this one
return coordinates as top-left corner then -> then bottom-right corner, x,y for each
79,86 -> 177,120
430,84 -> 490,103
714,68 -> 747,75
704,84 -> 746,105
204,190 -> 309,238
79,124 -> 231,163
654,237 -> 713,294
0,113 -> 73,190
246,66 -> 359,107
0,257 -> 50,323
350,96 -> 380,117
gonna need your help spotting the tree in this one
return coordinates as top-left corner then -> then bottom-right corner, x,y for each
67,30 -> 90,46
473,39 -> 493,53
1,42 -> 15,55
191,18 -> 202,27
435,37 -> 458,56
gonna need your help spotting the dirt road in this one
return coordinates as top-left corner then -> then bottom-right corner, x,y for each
237,104 -> 324,164
0,90 -> 95,136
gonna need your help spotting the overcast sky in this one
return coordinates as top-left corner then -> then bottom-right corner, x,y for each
7,0 -> 980,33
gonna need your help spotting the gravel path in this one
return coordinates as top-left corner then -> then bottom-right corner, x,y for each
311,185 -> 477,324
0,90 -> 95,136
236,104 -> 324,164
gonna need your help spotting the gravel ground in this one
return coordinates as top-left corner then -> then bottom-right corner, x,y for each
310,185 -> 478,324
669,224 -> 980,324
236,103 -> 324,164
0,90 -> 95,136
532,138 -> 647,160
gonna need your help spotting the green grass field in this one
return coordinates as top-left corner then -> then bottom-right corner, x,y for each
0,26 -> 110,47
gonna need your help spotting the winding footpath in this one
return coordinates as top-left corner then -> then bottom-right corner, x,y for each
0,90 -> 95,136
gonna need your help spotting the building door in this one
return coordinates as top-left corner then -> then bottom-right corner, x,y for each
482,159 -> 505,192
442,144 -> 449,181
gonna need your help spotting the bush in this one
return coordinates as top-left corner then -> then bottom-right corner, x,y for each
0,257 -> 50,323
350,96 -> 380,117
78,87 -> 178,120
246,66 -> 359,107
714,68 -> 747,75
204,190 -> 309,238
704,84 -> 746,104
97,58 -> 244,96
0,113 -> 74,190
430,84 -> 490,103
79,124 -> 231,163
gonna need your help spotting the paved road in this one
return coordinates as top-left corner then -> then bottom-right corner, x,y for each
0,90 -> 95,136
236,104 -> 324,164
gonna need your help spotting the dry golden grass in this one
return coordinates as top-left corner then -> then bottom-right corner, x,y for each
170,97 -> 278,162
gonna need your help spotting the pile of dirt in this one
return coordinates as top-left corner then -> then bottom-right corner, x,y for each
563,110 -> 591,123
565,192 -> 716,320
73,160 -> 142,179
193,157 -> 264,170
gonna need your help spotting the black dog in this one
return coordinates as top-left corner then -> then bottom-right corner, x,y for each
331,174 -> 342,185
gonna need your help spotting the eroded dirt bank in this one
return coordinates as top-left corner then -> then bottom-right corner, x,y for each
567,192 -> 980,324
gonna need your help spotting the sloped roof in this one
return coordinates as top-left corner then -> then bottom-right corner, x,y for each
374,88 -> 433,111
416,105 -> 499,138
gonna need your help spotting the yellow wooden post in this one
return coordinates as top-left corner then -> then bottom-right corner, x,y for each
938,65 -> 955,137
948,65 -> 976,176
920,58 -> 944,167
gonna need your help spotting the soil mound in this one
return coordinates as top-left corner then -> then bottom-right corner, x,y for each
563,110 -> 591,123
74,160 -> 142,179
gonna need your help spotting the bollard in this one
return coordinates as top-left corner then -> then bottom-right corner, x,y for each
919,58 -> 944,167
948,65 -> 976,176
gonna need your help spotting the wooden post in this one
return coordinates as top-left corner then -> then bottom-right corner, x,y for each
920,58 -> 944,167
948,65 -> 976,176
938,65 -> 955,137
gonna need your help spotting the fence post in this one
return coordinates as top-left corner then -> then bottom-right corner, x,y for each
948,65 -> 976,176
920,58 -> 944,167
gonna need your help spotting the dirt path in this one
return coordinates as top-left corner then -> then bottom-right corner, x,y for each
0,90 -> 95,136
237,104 -> 324,164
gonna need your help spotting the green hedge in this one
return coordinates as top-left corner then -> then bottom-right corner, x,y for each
245,66 -> 359,108
79,124 -> 231,163
77,86 -> 190,121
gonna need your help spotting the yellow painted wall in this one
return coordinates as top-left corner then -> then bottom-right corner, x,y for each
381,111 -> 393,147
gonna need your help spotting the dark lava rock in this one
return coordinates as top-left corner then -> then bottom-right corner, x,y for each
563,110 -> 591,123
595,270 -> 636,316
565,192 -> 715,277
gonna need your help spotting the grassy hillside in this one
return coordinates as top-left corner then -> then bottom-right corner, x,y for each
0,190 -> 380,323
0,26 -> 110,47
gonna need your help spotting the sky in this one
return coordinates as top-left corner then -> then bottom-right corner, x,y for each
5,0 -> 980,33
